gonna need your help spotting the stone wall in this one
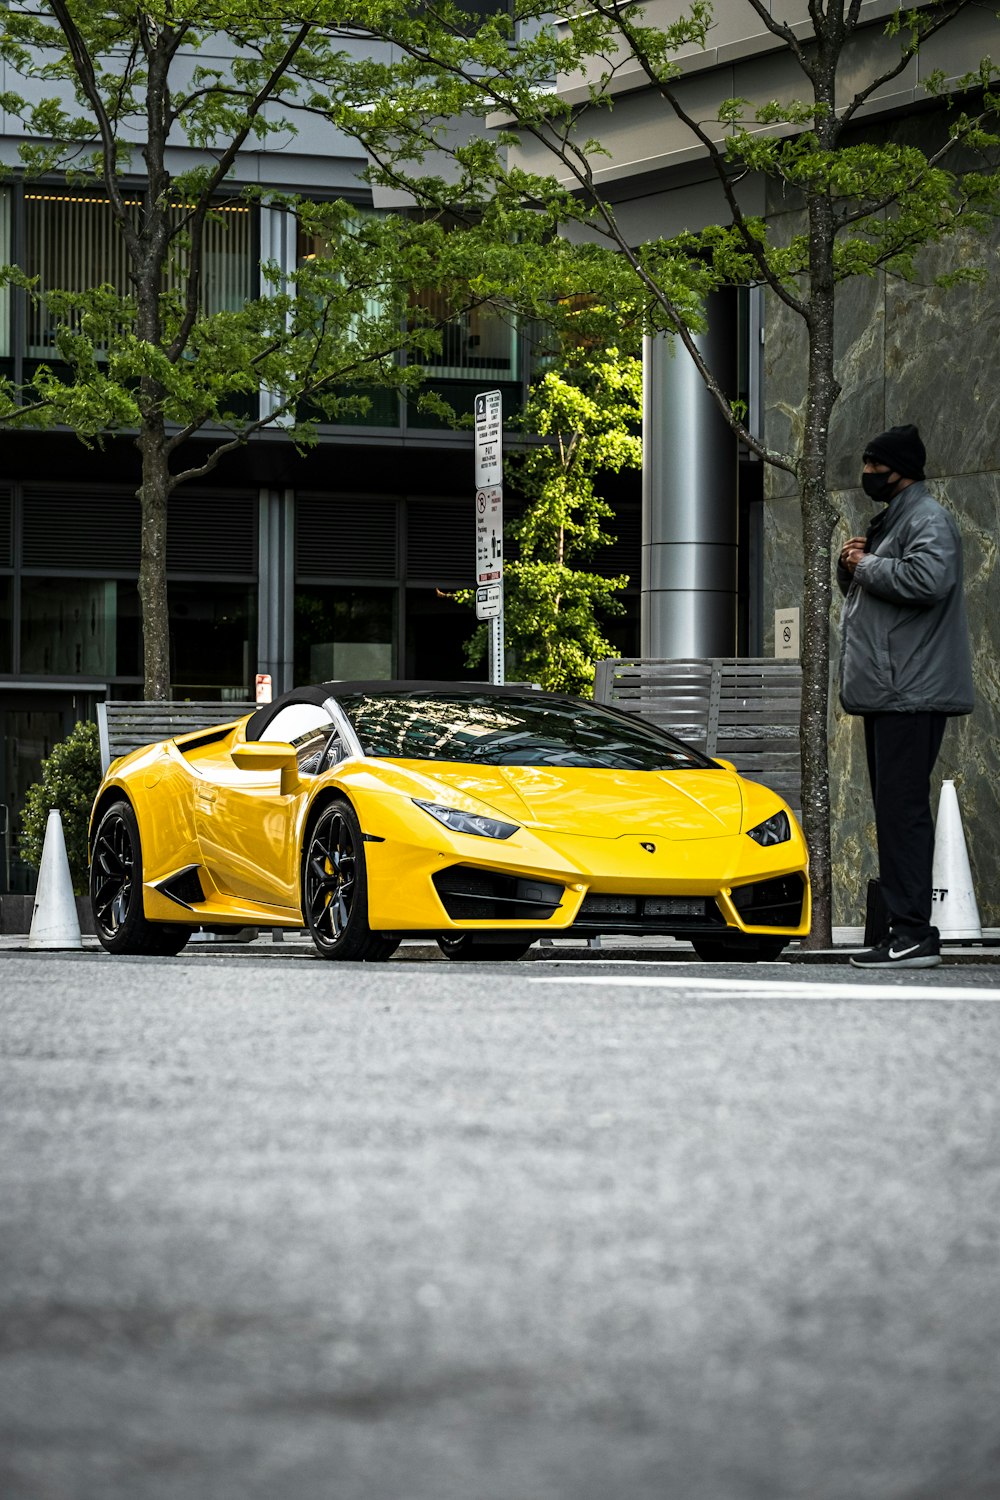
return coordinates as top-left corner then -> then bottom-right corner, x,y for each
762,211 -> 1000,928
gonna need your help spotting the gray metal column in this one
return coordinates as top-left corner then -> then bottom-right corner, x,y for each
257,489 -> 295,694
642,299 -> 738,656
258,205 -> 296,426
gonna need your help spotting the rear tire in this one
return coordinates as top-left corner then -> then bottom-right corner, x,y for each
303,799 -> 400,961
437,934 -> 533,962
690,935 -> 787,963
90,799 -> 191,956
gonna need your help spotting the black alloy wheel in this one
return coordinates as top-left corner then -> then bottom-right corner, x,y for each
437,934 -> 533,962
90,800 -> 191,956
690,935 -> 787,963
303,799 -> 399,961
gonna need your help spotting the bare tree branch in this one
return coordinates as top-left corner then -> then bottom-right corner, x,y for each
838,0 -> 977,128
573,1 -> 812,320
737,0 -> 814,75
47,0 -> 139,259
165,24 -> 313,365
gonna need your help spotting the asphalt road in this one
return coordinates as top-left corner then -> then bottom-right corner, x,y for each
2,949 -> 1000,1500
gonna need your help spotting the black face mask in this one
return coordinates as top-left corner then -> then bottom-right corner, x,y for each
861,469 -> 899,504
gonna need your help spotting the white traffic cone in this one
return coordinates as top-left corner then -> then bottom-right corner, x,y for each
931,779 -> 982,940
28,809 -> 83,950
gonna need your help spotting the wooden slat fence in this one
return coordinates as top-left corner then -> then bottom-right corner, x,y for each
97,700 -> 256,774
594,657 -> 802,814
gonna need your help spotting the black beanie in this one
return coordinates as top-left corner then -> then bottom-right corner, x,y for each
863,424 -> 926,480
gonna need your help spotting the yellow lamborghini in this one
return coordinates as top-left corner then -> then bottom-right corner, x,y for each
89,681 -> 810,962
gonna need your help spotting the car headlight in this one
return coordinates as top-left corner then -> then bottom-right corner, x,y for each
414,800 -> 518,840
746,809 -> 791,846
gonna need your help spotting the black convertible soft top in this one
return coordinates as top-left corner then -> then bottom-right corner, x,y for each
244,680 -> 564,741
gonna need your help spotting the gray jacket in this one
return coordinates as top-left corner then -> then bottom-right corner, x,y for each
838,481 -> 974,716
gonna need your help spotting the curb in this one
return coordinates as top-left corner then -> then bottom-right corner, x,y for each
3,936 -> 1000,963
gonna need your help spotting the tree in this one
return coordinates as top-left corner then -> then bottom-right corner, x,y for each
0,0 -> 526,699
19,720 -> 102,894
348,0 -> 1000,944
460,348 -> 640,695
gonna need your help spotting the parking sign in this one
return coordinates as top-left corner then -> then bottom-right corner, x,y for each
474,390 -> 502,488
475,486 -> 503,585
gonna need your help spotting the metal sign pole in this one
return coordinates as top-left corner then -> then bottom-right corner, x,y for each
474,390 -> 504,684
490,612 -> 504,685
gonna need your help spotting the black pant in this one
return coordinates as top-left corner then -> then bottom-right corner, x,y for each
863,712 -> 948,942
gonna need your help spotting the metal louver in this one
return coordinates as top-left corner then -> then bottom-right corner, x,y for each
0,487 -> 12,568
23,486 -> 141,569
406,500 -> 468,582
166,491 -> 256,576
21,485 -> 256,575
600,505 -> 641,581
296,494 -> 398,580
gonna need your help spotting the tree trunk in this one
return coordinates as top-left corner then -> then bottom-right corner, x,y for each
137,428 -> 172,701
135,32 -> 173,701
792,20 -> 846,949
798,195 -> 840,946
798,454 -> 837,947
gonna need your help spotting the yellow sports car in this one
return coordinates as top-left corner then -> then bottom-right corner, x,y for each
89,680 -> 810,962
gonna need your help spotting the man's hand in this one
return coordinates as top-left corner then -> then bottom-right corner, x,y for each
840,536 -> 866,574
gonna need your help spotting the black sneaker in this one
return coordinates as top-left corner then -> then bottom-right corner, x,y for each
850,933 -> 941,969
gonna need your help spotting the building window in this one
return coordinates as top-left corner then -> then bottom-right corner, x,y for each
0,577 -> 11,672
0,188 -> 10,360
17,574 -> 254,691
296,209 -> 388,329
294,207 -> 405,427
18,578 -> 140,680
405,586 -> 475,680
20,578 -> 119,676
294,586 -> 396,685
298,204 -> 518,391
22,190 -> 252,359
169,582 -> 256,700
410,288 -> 517,382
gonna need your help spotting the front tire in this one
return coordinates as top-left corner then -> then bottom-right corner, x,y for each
303,799 -> 399,961
90,799 -> 191,956
437,934 -> 533,962
690,935 -> 787,963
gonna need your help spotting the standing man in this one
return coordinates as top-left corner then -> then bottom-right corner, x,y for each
838,424 -> 974,969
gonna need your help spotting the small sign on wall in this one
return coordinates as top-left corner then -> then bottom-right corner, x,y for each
774,608 -> 800,659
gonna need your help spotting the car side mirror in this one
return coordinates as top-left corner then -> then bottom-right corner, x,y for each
231,741 -> 301,794
713,758 -> 738,773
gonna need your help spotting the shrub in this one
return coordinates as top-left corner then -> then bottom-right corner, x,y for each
19,720 -> 103,895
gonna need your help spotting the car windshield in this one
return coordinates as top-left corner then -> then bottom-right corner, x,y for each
336,692 -> 715,771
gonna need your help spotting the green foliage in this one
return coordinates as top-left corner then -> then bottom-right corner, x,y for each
460,349 -> 641,696
345,0 -> 1000,473
0,2 -> 597,695
0,2 -> 642,445
18,721 -> 103,896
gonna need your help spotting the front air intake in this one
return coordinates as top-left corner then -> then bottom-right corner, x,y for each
433,866 -> 564,921
572,893 -> 725,935
730,874 -> 806,927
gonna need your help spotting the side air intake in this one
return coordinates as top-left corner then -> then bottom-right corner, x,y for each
155,865 -> 207,910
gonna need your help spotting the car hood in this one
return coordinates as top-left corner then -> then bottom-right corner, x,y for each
393,762 -> 744,840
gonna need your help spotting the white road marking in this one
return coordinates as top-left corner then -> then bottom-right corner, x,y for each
528,972 -> 1000,1003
